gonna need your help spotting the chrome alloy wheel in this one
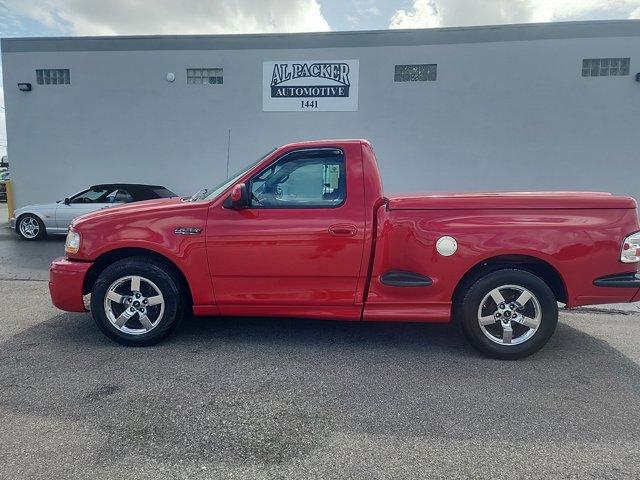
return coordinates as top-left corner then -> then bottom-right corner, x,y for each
477,284 -> 542,346
19,217 -> 40,239
103,275 -> 165,335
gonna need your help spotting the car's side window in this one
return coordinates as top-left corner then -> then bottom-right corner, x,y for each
106,189 -> 133,203
70,188 -> 111,204
249,150 -> 345,208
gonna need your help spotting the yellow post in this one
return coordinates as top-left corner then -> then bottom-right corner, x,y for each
5,180 -> 14,220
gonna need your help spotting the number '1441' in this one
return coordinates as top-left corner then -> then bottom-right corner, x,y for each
301,100 -> 318,109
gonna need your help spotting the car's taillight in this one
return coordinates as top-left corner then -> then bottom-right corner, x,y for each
621,232 -> 640,263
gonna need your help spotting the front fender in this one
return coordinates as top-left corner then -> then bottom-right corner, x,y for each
69,202 -> 215,307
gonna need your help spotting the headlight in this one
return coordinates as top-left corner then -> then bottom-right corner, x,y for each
621,232 -> 640,263
65,230 -> 81,254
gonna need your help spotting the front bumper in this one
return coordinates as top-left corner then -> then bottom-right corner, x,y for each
49,257 -> 92,312
9,217 -> 15,229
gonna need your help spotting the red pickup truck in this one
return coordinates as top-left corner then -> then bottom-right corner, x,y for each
49,139 -> 640,359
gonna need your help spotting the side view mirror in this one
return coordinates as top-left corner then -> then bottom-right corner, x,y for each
225,183 -> 249,209
63,197 -> 71,205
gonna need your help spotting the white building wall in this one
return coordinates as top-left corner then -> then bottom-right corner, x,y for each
2,22 -> 640,208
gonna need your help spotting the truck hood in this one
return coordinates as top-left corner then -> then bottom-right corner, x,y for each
387,191 -> 637,210
72,197 -> 188,227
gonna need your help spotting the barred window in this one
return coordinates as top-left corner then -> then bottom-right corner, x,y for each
394,64 -> 437,82
581,58 -> 630,77
187,68 -> 223,85
36,69 -> 70,85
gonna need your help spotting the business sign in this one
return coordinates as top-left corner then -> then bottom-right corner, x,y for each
263,60 -> 359,112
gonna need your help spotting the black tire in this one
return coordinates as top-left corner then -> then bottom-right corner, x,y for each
90,256 -> 184,346
16,214 -> 46,240
456,269 -> 558,360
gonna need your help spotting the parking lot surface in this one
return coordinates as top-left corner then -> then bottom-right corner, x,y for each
2,204 -> 640,478
1,204 -> 65,280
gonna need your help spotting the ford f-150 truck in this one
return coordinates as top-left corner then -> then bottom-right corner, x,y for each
49,139 -> 640,359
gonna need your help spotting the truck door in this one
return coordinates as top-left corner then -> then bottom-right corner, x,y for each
206,145 -> 366,313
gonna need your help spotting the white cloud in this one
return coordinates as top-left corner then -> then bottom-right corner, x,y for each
530,0 -> 640,22
390,0 -> 640,29
347,0 -> 382,27
4,0 -> 330,36
390,0 -> 440,28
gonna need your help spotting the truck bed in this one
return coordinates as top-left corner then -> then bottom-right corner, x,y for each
387,191 -> 637,210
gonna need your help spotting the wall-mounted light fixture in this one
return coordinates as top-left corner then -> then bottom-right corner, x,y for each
17,83 -> 32,92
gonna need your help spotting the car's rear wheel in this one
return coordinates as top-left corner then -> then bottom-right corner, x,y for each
17,214 -> 46,240
90,256 -> 184,346
457,269 -> 558,360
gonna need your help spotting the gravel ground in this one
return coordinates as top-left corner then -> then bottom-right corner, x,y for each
2,203 -> 640,478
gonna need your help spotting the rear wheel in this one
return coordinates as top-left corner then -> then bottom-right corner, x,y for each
17,214 -> 46,240
90,256 -> 184,346
456,269 -> 558,360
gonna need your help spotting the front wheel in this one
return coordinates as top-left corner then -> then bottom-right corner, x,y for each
17,214 -> 46,240
90,256 -> 184,346
456,269 -> 558,360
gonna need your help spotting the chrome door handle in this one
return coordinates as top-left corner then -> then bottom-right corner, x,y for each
329,224 -> 357,237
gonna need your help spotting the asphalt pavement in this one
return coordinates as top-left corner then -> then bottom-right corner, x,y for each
2,203 -> 640,478
0,203 -> 66,280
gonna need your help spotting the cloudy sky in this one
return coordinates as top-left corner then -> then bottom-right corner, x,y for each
1,0 -> 640,157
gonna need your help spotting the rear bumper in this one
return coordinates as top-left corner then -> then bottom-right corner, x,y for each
49,257 -> 92,312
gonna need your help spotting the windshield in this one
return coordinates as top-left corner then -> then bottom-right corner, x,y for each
190,149 -> 275,201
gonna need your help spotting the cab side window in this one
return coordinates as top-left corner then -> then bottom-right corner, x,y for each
106,189 -> 134,203
249,150 -> 345,208
70,187 -> 111,204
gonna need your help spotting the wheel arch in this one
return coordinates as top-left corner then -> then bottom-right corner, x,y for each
83,247 -> 193,307
16,211 -> 44,225
452,254 -> 567,307
15,211 -> 47,238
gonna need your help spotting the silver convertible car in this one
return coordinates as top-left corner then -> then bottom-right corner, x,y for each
10,183 -> 176,240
